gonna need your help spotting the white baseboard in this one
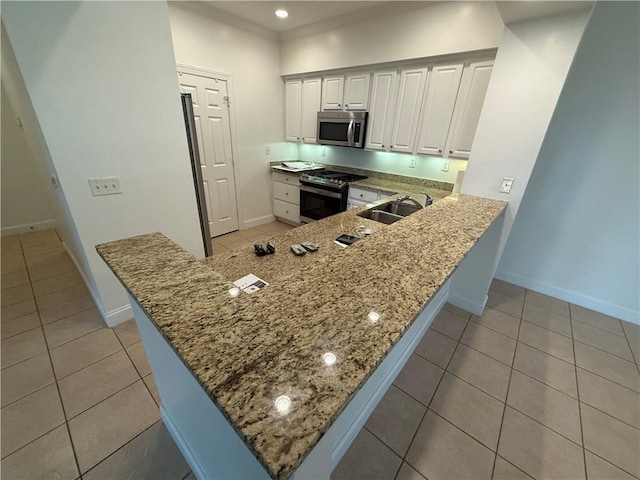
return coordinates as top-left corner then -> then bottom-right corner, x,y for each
2,219 -> 56,236
447,291 -> 487,316
242,214 -> 276,229
495,270 -> 640,325
103,304 -> 134,327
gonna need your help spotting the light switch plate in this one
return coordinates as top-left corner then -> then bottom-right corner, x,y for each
409,157 -> 416,168
499,177 -> 514,194
89,177 -> 122,196
441,160 -> 450,172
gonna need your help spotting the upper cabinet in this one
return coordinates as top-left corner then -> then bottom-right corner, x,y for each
390,67 -> 429,153
286,78 -> 321,144
365,70 -> 398,151
343,73 -> 371,110
321,76 -> 344,110
444,60 -> 494,159
414,64 -> 464,156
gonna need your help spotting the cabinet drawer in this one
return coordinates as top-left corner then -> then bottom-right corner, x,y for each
348,186 -> 378,203
272,172 -> 300,186
273,182 -> 299,205
273,199 -> 300,223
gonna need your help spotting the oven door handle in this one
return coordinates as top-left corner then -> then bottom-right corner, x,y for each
300,184 -> 343,199
347,120 -> 354,146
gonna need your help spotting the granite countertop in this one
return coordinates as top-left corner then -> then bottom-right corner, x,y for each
96,194 -> 506,479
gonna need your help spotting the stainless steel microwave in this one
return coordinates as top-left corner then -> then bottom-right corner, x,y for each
317,111 -> 367,148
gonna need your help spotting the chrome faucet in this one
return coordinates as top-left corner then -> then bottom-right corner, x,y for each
423,192 -> 433,206
395,195 -> 423,209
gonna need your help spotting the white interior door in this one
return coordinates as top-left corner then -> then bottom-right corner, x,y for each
178,71 -> 239,237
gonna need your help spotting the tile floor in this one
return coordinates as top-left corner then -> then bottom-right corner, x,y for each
2,228 -> 639,480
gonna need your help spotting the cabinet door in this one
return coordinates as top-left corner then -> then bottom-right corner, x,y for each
285,79 -> 302,142
445,60 -> 493,159
322,76 -> 344,110
347,199 -> 367,210
301,78 -> 322,143
390,67 -> 429,153
365,70 -> 398,151
344,73 -> 371,110
414,64 -> 464,156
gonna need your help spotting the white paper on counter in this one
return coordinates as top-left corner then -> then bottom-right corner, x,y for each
233,274 -> 269,293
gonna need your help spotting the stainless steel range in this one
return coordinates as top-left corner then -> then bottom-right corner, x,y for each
299,170 -> 368,223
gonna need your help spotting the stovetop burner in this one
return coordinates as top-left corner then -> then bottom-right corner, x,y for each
299,170 -> 368,189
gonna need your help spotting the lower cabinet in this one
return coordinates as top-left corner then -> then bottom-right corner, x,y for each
273,172 -> 300,225
347,185 -> 396,210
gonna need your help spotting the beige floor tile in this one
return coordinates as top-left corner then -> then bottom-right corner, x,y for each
22,242 -> 65,260
2,284 -> 33,307
25,249 -> 69,269
396,462 -> 426,480
113,319 -> 142,347
32,271 -> 82,298
365,385 -> 426,456
213,231 -> 247,247
461,322 -> 516,366
622,321 -> 640,364
0,424 -> 78,480
447,344 -> 511,401
584,451 -> 637,480
570,304 -> 624,336
490,279 -> 526,301
430,308 -> 469,340
19,230 -> 60,249
1,328 -> 47,369
44,308 -> 105,349
1,270 -> 30,290
1,256 -> 26,275
430,373 -> 504,450
443,302 -> 473,319
83,421 -> 189,480
573,320 -> 634,361
0,384 -> 65,458
2,235 -> 22,251
50,328 -> 122,379
577,368 -> 640,429
143,374 -> 161,406
127,341 -> 152,377
525,291 -> 570,318
471,307 -> 520,339
36,283 -> 90,311
1,312 -> 41,340
498,407 -> 585,480
414,329 -> 457,368
1,298 -> 37,322
492,456 -> 533,480
237,228 -> 272,243
581,403 -> 640,477
1,353 -> 55,407
407,410 -> 495,480
513,342 -> 578,398
486,291 -> 524,318
68,380 -> 160,473
393,354 -> 443,406
574,342 -> 640,393
507,370 -> 582,444
259,221 -> 295,235
518,320 -> 575,364
522,303 -> 572,337
332,428 -> 402,480
27,254 -> 75,282
211,241 -> 231,255
59,350 -> 140,419
39,294 -> 95,325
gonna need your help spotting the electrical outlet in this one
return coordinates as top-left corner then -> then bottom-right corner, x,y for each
321,147 -> 326,157
499,177 -> 514,194
88,177 -> 122,196
409,157 -> 416,168
265,146 -> 270,155
441,160 -> 450,172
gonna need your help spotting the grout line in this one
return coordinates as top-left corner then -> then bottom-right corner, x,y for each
467,316 -> 520,341
40,302 -> 98,328
1,377 -> 57,410
583,447 -> 640,479
571,316 -> 626,338
427,408 -> 500,454
568,309 -> 589,480
572,335 -> 637,363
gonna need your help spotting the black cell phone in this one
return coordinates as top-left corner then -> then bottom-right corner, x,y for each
335,234 -> 359,246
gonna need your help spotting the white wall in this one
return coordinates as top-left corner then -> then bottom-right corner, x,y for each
496,2 -> 640,324
280,2 -> 504,75
1,82 -> 54,233
168,3 -> 297,228
3,1 -> 203,326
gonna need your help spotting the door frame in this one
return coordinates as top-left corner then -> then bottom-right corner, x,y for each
176,63 -> 243,234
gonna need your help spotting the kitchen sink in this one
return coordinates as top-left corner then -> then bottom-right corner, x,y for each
357,200 -> 422,224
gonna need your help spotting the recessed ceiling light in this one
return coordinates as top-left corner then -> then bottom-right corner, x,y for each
275,9 -> 289,19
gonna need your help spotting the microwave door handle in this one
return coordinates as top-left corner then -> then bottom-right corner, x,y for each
347,120 -> 354,146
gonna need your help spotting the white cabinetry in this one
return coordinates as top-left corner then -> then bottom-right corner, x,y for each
321,76 -> 344,110
444,60 -> 493,159
285,78 -> 321,143
365,70 -> 398,151
390,67 -> 429,153
347,185 -> 396,210
414,64 -> 464,156
272,172 -> 300,225
343,73 -> 371,110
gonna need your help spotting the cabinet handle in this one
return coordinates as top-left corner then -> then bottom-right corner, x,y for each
449,150 -> 453,154
360,194 -> 364,197
338,103 -> 341,107
438,149 -> 442,153
382,144 -> 385,148
286,210 -> 289,214
345,104 -> 349,107
285,192 -> 289,196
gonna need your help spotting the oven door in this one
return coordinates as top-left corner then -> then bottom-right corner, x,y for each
299,184 -> 346,222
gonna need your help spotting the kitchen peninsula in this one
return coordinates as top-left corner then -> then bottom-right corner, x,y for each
97,194 -> 506,479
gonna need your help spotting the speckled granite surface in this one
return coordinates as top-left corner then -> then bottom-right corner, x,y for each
96,194 -> 506,479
